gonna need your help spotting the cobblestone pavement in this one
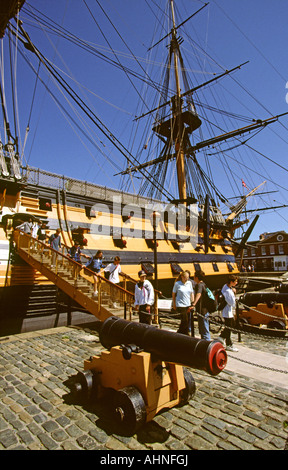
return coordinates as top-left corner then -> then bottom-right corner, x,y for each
0,323 -> 287,451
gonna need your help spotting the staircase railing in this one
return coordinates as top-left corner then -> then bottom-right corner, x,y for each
59,242 -> 161,324
13,230 -> 135,322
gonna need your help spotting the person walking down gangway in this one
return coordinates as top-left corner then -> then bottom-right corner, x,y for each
104,256 -> 122,308
49,228 -> 61,267
85,250 -> 106,297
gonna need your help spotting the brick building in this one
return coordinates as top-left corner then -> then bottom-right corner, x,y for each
236,231 -> 288,272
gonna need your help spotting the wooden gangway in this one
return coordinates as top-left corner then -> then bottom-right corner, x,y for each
13,230 -> 136,323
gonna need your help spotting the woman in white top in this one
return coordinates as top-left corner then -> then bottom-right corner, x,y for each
219,274 -> 238,352
172,271 -> 194,335
104,256 -> 121,308
104,256 -> 121,283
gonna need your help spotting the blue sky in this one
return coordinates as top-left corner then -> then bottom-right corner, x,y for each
1,0 -> 288,241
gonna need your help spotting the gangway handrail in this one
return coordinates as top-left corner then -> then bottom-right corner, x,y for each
58,240 -> 160,296
54,241 -> 139,297
13,230 -> 136,322
14,230 -> 135,298
56,240 -> 161,301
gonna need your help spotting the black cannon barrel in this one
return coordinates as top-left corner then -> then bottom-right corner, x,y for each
239,292 -> 288,307
99,317 -> 227,376
277,283 -> 288,293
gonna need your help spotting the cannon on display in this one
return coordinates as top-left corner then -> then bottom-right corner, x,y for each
73,317 -> 227,434
239,292 -> 288,331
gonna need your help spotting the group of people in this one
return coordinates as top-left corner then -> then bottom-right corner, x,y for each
241,264 -> 255,272
15,218 -> 48,241
114,264 -> 239,352
82,250 -> 121,304
51,236 -> 240,350
73,248 -> 154,316
16,220 -> 63,266
15,221 -> 238,348
172,269 -> 239,351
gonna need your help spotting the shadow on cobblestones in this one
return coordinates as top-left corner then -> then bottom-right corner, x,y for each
63,377 -> 120,434
0,325 -> 287,450
63,374 -> 172,441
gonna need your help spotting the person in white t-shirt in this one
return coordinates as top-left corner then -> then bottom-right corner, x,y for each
172,271 -> 194,335
104,256 -> 121,308
104,256 -> 121,283
218,274 -> 239,352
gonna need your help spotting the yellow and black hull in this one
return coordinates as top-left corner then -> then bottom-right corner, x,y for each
0,167 -> 238,334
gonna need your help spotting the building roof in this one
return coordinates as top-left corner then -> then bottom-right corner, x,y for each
258,231 -> 288,244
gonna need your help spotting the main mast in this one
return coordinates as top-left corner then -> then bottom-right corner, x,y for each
120,0 -> 286,217
170,0 -> 187,203
150,0 -> 203,203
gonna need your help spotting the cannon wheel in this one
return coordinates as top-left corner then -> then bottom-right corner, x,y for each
179,368 -> 196,405
267,319 -> 287,337
267,320 -> 286,330
113,386 -> 146,434
72,369 -> 99,402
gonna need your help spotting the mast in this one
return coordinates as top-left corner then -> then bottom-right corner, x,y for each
170,0 -> 187,203
0,0 -> 25,38
118,1 -> 287,225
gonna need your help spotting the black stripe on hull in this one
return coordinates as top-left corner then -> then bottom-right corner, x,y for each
82,249 -> 235,265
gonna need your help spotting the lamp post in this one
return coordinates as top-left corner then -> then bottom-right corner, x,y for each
152,211 -> 160,292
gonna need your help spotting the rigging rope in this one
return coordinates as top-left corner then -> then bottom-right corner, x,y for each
214,0 -> 287,83
7,30 -> 17,148
9,32 -> 123,176
9,21 -> 174,201
22,4 -> 167,96
218,151 -> 288,195
8,0 -> 288,210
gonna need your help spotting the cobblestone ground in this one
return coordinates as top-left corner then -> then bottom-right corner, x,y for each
0,323 -> 287,451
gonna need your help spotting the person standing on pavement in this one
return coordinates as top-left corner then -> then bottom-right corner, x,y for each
172,271 -> 194,335
218,274 -> 239,352
134,270 -> 154,324
191,270 -> 210,341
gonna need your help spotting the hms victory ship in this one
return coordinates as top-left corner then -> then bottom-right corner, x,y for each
0,0 -> 287,334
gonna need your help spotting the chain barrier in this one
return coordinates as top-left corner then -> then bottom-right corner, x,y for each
158,307 -> 287,341
206,310 -> 287,341
238,300 -> 288,320
157,308 -> 288,374
226,354 -> 288,375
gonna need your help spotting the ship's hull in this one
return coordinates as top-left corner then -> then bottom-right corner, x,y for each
0,167 -> 238,335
